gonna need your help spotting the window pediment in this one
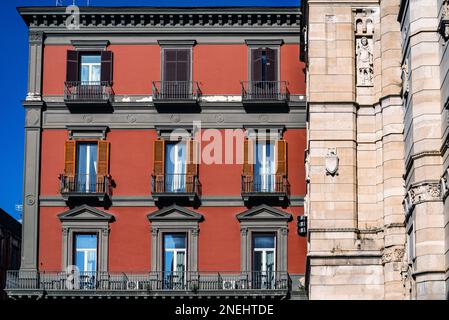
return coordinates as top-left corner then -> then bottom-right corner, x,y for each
147,205 -> 203,222
237,204 -> 292,222
58,204 -> 114,222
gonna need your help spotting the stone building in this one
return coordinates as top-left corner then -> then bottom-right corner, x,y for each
301,0 -> 449,299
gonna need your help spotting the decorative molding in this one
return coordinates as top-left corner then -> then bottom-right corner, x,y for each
28,31 -> 44,44
71,40 -> 110,51
381,247 -> 405,264
244,39 -> 283,46
403,181 -> 442,216
157,39 -> 196,46
18,8 -> 301,30
67,125 -> 109,140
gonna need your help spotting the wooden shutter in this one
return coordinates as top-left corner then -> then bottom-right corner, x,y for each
97,141 -> 110,176
64,140 -> 76,176
100,51 -> 113,83
164,49 -> 177,81
153,140 -> 165,193
186,139 -> 198,193
176,49 -> 190,82
275,139 -> 287,176
266,48 -> 278,82
251,48 -> 263,82
243,138 -> 254,193
66,50 -> 79,82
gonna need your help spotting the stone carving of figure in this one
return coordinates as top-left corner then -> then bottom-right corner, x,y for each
356,37 -> 373,86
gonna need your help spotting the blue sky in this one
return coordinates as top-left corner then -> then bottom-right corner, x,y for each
0,0 -> 299,221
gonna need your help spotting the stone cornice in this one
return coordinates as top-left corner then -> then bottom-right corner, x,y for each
18,7 -> 301,32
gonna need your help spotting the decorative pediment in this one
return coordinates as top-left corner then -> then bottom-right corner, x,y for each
147,205 -> 203,222
58,205 -> 114,222
236,204 -> 292,222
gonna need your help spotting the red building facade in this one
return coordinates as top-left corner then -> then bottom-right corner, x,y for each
8,6 -> 307,300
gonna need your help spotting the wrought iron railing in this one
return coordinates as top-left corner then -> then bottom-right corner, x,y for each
242,174 -> 290,194
59,174 -> 112,195
152,81 -> 201,102
64,81 -> 114,102
241,81 -> 289,102
151,174 -> 201,195
5,271 -> 290,292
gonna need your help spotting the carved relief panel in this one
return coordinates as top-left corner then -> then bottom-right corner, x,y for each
354,9 -> 375,87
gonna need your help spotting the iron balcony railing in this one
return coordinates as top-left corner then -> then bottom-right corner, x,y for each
59,174 -> 112,195
151,174 -> 201,195
6,270 -> 290,293
242,174 -> 290,195
241,81 -> 289,102
152,81 -> 201,102
64,81 -> 114,103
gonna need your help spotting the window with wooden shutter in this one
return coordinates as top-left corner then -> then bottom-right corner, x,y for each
275,139 -> 287,176
243,138 -> 254,193
153,140 -> 165,193
66,50 -> 79,82
64,140 -> 77,176
100,51 -> 113,83
186,139 -> 199,193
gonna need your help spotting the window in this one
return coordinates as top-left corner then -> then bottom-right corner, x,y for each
76,142 -> 98,193
163,233 -> 187,289
163,49 -> 191,82
80,55 -> 101,84
165,142 -> 187,192
153,139 -> 198,194
254,141 -> 275,192
63,140 -> 110,194
252,233 -> 276,289
251,48 -> 278,83
74,233 -> 98,273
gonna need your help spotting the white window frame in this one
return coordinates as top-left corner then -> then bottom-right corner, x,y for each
80,55 -> 101,84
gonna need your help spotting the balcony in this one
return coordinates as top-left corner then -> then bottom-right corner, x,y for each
64,81 -> 114,106
241,81 -> 289,106
151,174 -> 201,205
59,174 -> 112,203
152,81 -> 201,106
241,174 -> 290,205
5,270 -> 291,299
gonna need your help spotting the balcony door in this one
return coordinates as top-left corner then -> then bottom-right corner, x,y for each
76,142 -> 98,193
163,233 -> 187,289
74,233 -> 98,289
252,233 -> 276,289
251,48 -> 278,98
165,142 -> 186,192
162,49 -> 191,99
254,141 -> 275,192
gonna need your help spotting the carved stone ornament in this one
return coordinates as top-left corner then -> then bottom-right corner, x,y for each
439,0 -> 449,41
381,247 -> 405,264
356,37 -> 374,86
403,181 -> 442,214
401,58 -> 409,97
325,148 -> 339,176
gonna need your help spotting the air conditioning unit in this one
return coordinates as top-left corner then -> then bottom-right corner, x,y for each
222,280 -> 236,290
126,280 -> 139,290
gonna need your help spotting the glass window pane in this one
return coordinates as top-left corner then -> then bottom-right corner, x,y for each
91,65 -> 101,82
164,251 -> 174,273
75,251 -> 85,271
86,250 -> 97,272
81,65 -> 90,82
81,55 -> 101,64
164,233 -> 186,249
253,234 -> 275,249
176,251 -> 186,272
75,234 -> 97,249
253,251 -> 263,272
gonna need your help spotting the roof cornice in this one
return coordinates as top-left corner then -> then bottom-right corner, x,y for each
17,6 -> 301,32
